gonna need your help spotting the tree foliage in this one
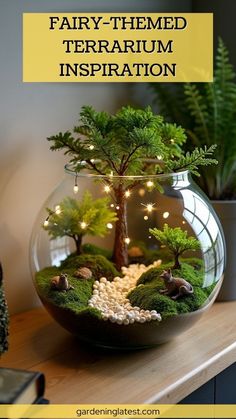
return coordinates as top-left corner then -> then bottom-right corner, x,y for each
151,38 -> 236,199
47,105 -> 216,177
47,105 -> 216,269
43,191 -> 117,255
149,224 -> 201,269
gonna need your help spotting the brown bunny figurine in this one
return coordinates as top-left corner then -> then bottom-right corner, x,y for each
159,268 -> 194,300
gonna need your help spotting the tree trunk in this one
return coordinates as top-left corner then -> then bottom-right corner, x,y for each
173,253 -> 181,270
73,235 -> 83,255
112,184 -> 129,271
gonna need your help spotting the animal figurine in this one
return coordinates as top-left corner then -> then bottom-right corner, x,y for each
159,268 -> 194,300
51,273 -> 74,292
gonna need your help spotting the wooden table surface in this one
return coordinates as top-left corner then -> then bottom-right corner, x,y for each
1,302 -> 236,404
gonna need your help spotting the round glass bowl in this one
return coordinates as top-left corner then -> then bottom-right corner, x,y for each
30,168 -> 225,349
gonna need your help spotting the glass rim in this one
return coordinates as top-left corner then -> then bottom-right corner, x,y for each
64,162 -> 190,180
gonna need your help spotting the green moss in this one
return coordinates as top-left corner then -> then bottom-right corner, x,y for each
35,252 -> 119,323
76,306 -> 102,319
129,285 -> 178,319
129,259 -> 213,319
60,254 -> 119,281
137,261 -> 204,287
35,267 -> 95,315
82,243 -> 112,260
176,287 -> 209,313
170,263 -> 204,288
137,267 -> 162,286
180,257 -> 204,271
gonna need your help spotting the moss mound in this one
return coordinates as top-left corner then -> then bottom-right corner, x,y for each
82,243 -> 112,260
130,285 -> 178,319
35,267 -> 101,316
137,261 -> 203,287
35,250 -> 119,323
129,260 -> 213,320
60,254 -> 119,281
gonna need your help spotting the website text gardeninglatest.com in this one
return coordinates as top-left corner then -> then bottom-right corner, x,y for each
76,407 -> 160,418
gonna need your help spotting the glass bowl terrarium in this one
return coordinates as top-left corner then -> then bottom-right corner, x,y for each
30,106 -> 225,349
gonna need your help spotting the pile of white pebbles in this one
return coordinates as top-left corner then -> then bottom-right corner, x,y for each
88,261 -> 162,325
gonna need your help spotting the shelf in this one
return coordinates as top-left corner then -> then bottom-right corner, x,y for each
1,302 -> 236,404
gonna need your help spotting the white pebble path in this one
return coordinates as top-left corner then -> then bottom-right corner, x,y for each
88,261 -> 162,325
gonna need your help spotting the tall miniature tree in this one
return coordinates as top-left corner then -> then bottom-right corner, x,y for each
47,105 -> 216,270
150,224 -> 201,269
43,191 -> 117,255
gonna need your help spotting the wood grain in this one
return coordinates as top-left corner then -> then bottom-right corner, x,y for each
1,303 -> 236,404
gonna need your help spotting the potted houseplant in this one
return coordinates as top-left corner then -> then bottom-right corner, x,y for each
30,105 -> 225,349
0,263 -> 9,355
151,39 -> 236,300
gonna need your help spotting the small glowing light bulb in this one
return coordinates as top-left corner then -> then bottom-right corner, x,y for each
124,237 -> 131,245
116,205 -> 120,210
55,205 -> 61,215
44,220 -> 49,227
147,204 -> 154,213
110,204 -> 114,208
163,211 -> 169,219
144,216 -> 148,221
146,181 -> 154,188
73,185 -> 79,194
125,190 -> 131,198
182,220 -> 186,225
141,202 -> 155,213
107,223 -> 113,229
89,145 -> 94,150
80,221 -> 87,229
104,185 -> 110,193
157,155 -> 162,160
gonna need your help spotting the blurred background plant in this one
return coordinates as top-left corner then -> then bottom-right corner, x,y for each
0,263 -> 9,355
151,38 -> 236,200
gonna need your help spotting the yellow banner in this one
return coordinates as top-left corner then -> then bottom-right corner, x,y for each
23,13 -> 213,82
1,404 -> 236,418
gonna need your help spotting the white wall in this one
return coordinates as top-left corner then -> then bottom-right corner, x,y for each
0,0 -> 191,314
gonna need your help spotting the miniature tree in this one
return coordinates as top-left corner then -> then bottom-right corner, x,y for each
150,224 -> 201,269
43,191 -> 117,255
47,106 -> 216,270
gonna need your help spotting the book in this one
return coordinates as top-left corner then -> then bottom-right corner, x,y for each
0,368 -> 45,404
34,397 -> 49,405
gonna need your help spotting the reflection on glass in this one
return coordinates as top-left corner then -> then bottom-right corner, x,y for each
180,189 -> 225,287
